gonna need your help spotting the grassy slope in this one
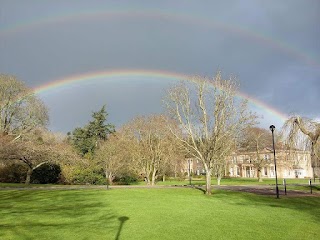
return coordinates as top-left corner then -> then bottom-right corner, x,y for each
0,188 -> 319,240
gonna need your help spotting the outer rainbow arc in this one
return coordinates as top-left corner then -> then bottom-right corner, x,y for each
32,69 -> 289,122
1,7 -> 294,122
1,10 -> 319,68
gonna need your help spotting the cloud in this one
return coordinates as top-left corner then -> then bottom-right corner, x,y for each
0,0 -> 319,132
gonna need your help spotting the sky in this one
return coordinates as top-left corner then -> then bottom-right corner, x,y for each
0,0 -> 319,133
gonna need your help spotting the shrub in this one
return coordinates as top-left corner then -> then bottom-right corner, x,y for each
31,163 -> 61,184
71,168 -> 107,185
0,163 -> 28,183
113,174 -> 138,185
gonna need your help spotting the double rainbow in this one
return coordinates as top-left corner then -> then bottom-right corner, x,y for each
32,69 -> 289,122
2,7 -> 305,123
1,9 -> 319,68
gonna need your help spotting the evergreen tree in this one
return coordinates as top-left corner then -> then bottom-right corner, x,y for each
87,105 -> 114,140
70,106 -> 115,156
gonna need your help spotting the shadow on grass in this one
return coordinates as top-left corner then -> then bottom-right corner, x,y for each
115,216 -> 129,240
0,189 -> 124,239
212,189 -> 320,222
193,186 -> 206,194
298,185 -> 320,192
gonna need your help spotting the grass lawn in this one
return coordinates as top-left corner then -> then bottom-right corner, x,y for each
0,188 -> 319,240
0,177 -> 318,188
154,177 -> 319,186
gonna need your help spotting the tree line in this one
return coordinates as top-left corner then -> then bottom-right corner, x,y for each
1,73 -> 319,195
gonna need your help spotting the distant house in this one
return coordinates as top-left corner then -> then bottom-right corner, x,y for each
227,147 -> 313,179
183,147 -> 314,179
183,158 -> 206,176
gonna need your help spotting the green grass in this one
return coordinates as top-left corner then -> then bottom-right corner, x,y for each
154,177 -> 319,186
0,182 -> 64,188
0,188 -> 319,240
1,177 -> 317,188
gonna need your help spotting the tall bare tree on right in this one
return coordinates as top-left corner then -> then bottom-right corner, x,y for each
283,116 -> 320,181
164,72 -> 256,195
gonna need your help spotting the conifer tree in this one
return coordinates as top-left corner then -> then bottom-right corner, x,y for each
69,105 -> 115,156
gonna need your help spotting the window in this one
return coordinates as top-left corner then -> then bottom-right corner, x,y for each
270,166 -> 275,176
232,156 -> 237,163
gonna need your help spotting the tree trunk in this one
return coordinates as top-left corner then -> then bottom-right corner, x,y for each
311,142 -> 316,182
151,168 -> 157,186
258,168 -> 263,182
25,167 -> 33,185
217,174 -> 221,186
205,168 -> 212,195
108,173 -> 113,185
145,175 -> 151,185
162,175 -> 166,182
174,164 -> 177,178
105,170 -> 113,185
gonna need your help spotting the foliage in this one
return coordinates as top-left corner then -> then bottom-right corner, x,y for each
0,162 -> 62,184
113,174 -> 138,185
70,167 -> 107,185
121,115 -> 183,185
94,132 -> 131,184
68,105 -> 115,156
0,74 -> 48,135
164,72 -> 257,194
283,116 -> 320,178
0,129 -> 79,184
0,163 -> 28,183
69,127 -> 96,157
30,163 -> 61,184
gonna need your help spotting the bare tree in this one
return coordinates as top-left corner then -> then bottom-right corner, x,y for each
283,116 -> 320,180
0,74 -> 48,136
164,72 -> 256,194
122,115 -> 179,185
1,129 -> 75,184
94,133 -> 128,185
241,127 -> 271,182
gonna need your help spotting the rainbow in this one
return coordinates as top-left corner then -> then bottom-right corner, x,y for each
32,69 -> 289,122
1,9 -> 319,68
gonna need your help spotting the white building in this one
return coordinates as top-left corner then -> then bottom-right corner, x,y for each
183,147 -> 315,179
227,147 -> 313,179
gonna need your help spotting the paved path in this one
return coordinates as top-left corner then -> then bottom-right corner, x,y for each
214,185 -> 320,197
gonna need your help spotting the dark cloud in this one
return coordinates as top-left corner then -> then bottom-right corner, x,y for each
0,0 -> 319,132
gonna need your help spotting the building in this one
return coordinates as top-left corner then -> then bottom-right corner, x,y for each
227,148 -> 313,179
183,158 -> 206,176
183,147 -> 314,179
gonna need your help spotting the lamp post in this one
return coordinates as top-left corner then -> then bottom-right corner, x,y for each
188,159 -> 192,185
270,125 -> 279,199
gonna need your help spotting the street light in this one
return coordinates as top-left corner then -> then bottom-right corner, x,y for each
188,159 -> 192,185
270,125 -> 279,199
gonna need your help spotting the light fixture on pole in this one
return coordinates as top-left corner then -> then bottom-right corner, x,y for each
270,125 -> 279,199
188,159 -> 192,185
